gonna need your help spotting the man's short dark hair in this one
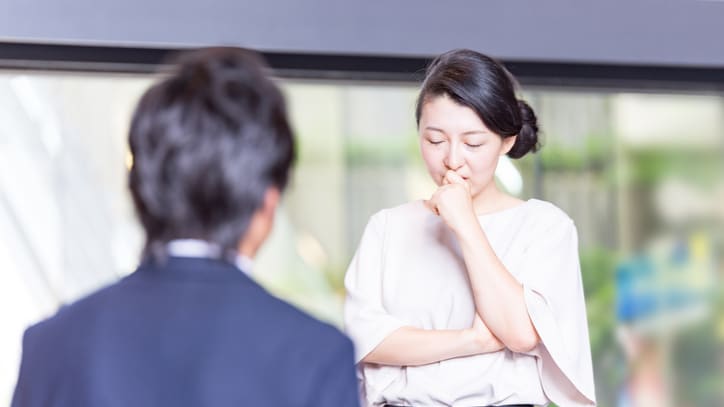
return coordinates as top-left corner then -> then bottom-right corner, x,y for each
128,47 -> 295,258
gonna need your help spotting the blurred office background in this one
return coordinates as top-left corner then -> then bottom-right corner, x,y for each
1,1 -> 722,406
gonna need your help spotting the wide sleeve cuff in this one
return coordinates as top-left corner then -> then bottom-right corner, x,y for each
343,210 -> 407,364
345,305 -> 407,364
524,285 -> 596,406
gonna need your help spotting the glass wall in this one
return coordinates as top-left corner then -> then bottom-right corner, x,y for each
0,72 -> 149,404
1,70 -> 722,406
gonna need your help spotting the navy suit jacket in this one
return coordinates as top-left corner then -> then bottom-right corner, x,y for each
12,257 -> 360,407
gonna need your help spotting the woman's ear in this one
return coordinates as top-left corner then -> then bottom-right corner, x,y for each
500,135 -> 517,156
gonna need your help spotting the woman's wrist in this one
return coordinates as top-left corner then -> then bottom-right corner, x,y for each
463,326 -> 491,354
451,214 -> 484,243
461,327 -> 483,355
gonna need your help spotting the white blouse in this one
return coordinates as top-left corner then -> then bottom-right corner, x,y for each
344,199 -> 596,406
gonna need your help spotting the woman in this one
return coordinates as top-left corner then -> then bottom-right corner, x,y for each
344,49 -> 596,406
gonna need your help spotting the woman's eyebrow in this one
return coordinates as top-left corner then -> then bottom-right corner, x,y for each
423,126 -> 445,133
461,130 -> 488,136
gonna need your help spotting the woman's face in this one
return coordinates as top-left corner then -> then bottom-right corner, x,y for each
418,95 -> 515,199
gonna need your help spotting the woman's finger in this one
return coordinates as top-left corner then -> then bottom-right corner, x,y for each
445,170 -> 465,185
445,170 -> 471,193
423,199 -> 439,215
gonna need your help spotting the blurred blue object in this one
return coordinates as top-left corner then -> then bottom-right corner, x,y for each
616,255 -> 658,323
616,233 -> 715,328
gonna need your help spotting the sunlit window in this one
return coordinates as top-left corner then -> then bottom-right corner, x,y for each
1,71 -> 722,406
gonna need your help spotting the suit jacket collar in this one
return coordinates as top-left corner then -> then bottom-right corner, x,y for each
128,256 -> 256,285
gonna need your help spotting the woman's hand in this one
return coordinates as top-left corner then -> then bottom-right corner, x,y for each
425,170 -> 476,233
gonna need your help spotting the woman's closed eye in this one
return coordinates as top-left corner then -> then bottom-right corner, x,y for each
427,139 -> 445,145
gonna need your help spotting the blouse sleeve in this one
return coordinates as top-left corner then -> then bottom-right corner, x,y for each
520,218 -> 597,406
343,210 -> 407,363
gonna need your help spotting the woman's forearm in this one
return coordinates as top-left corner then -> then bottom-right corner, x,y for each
362,325 -> 503,367
455,225 -> 540,353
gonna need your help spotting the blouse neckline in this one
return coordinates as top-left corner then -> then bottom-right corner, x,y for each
476,198 -> 536,218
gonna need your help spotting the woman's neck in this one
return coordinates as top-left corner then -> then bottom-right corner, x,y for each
472,185 -> 524,216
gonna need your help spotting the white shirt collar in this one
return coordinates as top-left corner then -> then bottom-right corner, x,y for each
165,239 -> 254,275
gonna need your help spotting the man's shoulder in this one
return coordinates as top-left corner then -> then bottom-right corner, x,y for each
25,267 -> 353,354
23,279 -> 126,343
260,292 -> 350,345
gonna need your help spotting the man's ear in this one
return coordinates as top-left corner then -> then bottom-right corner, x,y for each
262,187 -> 280,215
237,187 -> 281,259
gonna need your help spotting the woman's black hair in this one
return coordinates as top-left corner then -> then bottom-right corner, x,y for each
415,49 -> 540,159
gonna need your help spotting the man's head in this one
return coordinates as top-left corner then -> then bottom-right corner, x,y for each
128,47 -> 294,259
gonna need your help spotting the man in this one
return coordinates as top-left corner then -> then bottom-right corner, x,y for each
12,47 -> 359,407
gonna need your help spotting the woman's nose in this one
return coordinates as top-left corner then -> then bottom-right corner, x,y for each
444,144 -> 464,170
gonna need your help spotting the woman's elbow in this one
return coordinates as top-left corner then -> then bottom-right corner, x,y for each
505,333 -> 539,353
360,350 -> 377,364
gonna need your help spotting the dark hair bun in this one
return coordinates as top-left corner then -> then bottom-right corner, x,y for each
507,100 -> 540,159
